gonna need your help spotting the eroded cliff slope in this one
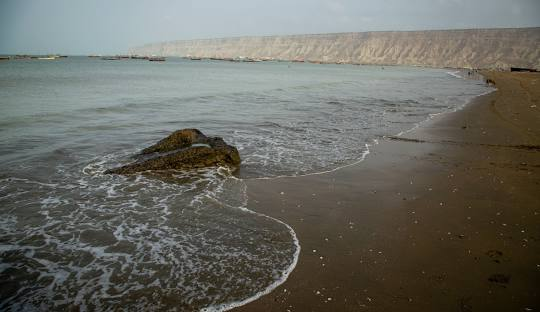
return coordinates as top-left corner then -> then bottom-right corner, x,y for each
130,28 -> 540,69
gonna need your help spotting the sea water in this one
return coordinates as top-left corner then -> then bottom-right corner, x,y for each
0,57 -> 492,310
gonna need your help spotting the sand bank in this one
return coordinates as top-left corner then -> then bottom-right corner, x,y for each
234,72 -> 540,311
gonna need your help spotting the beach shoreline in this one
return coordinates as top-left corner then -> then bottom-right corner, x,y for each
233,71 -> 540,311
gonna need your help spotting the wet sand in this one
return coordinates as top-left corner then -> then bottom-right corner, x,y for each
234,72 -> 540,311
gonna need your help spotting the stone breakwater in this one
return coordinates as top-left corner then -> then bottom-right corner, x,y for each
130,28 -> 540,70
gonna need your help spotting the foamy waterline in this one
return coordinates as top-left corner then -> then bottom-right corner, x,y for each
249,71 -> 495,183
84,154 -> 302,312
202,204 -> 301,312
208,72 -> 496,311
0,62 -> 496,311
396,72 -> 496,137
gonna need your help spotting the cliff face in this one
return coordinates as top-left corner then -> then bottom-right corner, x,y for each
130,28 -> 540,69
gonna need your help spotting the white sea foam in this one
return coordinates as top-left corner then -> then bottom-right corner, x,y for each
211,71 -> 498,311
0,154 -> 300,311
396,76 -> 496,138
0,64 -> 496,311
201,205 -> 301,312
252,142 -> 373,180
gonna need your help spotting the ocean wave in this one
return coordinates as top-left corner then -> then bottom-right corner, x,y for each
0,153 -> 299,311
0,63 -> 495,310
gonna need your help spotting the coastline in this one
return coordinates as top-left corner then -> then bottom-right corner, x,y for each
129,28 -> 540,71
233,71 -> 540,311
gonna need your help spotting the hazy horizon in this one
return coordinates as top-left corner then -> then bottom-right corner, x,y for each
1,0 -> 539,55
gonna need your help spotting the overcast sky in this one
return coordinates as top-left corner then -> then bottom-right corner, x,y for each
1,0 -> 539,55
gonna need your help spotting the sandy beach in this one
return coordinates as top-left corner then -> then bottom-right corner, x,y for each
235,71 -> 540,311
2,1 -> 540,309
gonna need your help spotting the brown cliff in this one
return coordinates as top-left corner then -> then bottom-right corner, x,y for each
130,28 -> 540,70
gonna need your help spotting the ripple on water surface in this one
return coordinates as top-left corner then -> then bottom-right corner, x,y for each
0,153 -> 297,310
0,59 -> 493,310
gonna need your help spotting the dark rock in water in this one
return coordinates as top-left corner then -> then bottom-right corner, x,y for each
105,129 -> 241,174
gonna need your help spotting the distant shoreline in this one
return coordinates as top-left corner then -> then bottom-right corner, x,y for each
130,28 -> 540,71
2,54 -> 538,74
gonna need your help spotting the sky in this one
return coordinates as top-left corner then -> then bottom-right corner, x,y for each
1,0 -> 539,55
